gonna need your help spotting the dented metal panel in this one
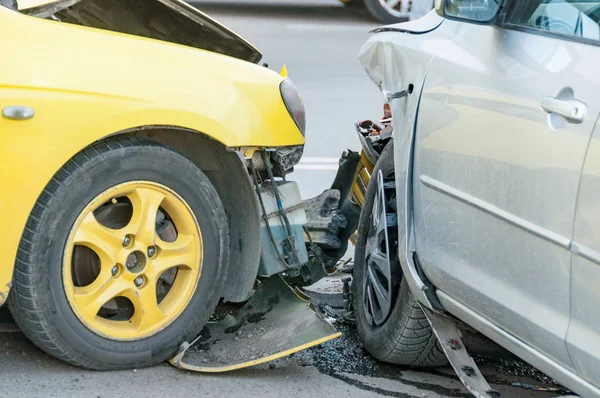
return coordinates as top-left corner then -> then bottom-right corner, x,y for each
358,10 -> 451,311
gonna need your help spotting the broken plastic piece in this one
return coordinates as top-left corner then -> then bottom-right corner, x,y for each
169,277 -> 340,372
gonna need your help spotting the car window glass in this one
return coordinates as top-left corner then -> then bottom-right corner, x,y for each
445,0 -> 501,22
506,0 -> 600,42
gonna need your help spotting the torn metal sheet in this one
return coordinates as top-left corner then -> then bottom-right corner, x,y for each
422,306 -> 500,398
304,189 -> 347,250
169,277 -> 341,372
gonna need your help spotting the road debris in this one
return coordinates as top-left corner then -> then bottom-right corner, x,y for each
168,277 -> 340,372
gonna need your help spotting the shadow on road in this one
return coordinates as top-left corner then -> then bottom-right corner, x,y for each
189,1 -> 374,24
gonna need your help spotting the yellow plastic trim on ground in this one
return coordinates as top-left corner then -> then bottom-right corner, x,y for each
168,277 -> 342,373
168,332 -> 342,373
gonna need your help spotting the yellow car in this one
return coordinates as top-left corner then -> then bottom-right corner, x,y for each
0,0 -> 306,369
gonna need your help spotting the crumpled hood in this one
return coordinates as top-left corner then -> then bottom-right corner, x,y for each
359,10 -> 444,99
9,0 -> 261,63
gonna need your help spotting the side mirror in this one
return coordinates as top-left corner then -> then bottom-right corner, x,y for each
434,0 -> 502,23
434,0 -> 445,17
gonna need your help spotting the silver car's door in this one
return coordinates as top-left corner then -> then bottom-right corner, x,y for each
569,121 -> 600,387
413,0 -> 600,369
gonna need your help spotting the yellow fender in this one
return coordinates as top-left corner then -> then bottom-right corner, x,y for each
0,8 -> 304,302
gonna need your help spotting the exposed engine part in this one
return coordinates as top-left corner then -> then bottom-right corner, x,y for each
250,152 -> 310,278
355,119 -> 393,164
247,150 -> 266,171
303,189 -> 347,249
327,151 -> 362,261
296,189 -> 348,285
272,145 -> 304,177
304,225 -> 337,277
250,165 -> 292,268
287,152 -> 362,287
341,276 -> 355,323
355,103 -> 394,164
294,251 -> 342,287
245,146 -> 304,177
262,151 -> 301,268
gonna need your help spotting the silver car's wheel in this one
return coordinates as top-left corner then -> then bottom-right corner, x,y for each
377,0 -> 408,18
362,170 -> 396,326
363,0 -> 410,23
354,143 -> 447,367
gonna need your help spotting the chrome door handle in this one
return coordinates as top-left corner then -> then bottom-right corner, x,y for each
541,96 -> 587,124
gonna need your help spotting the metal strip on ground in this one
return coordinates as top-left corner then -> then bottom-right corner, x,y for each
169,277 -> 341,373
422,306 -> 500,398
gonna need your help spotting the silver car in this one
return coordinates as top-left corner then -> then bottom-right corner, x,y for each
353,1 -> 600,396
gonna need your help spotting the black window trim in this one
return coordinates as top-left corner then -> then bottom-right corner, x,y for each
500,23 -> 600,47
498,0 -> 600,48
443,0 -> 505,25
443,0 -> 600,48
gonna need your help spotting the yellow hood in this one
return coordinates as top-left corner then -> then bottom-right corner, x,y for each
10,0 -> 261,63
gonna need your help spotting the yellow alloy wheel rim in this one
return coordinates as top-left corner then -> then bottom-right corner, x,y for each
63,181 -> 203,341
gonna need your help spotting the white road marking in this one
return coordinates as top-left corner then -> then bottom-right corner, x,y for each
296,156 -> 340,170
295,164 -> 339,171
300,157 -> 339,164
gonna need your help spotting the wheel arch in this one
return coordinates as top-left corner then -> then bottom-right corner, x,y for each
359,27 -> 453,311
1,125 -> 260,306
132,127 -> 260,303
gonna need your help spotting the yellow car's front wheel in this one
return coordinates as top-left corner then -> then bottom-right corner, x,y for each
8,137 -> 230,370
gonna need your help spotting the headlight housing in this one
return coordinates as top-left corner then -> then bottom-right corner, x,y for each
280,79 -> 306,136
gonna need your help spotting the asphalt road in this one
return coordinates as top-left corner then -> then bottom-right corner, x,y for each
0,2 -> 567,398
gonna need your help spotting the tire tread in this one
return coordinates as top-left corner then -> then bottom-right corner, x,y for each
354,143 -> 447,367
8,136 -> 227,370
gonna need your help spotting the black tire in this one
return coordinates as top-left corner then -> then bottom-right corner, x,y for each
353,143 -> 447,367
363,0 -> 410,24
8,137 -> 230,370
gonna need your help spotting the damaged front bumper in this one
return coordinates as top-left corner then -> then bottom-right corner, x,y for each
168,146 -> 363,373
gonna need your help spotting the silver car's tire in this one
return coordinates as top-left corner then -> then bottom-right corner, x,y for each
353,143 -> 447,366
363,0 -> 410,24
